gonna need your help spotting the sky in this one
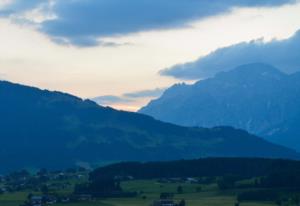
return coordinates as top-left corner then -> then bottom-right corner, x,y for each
0,0 -> 300,111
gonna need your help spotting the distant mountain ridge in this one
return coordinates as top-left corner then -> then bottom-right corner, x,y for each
0,80 -> 298,172
140,63 -> 300,151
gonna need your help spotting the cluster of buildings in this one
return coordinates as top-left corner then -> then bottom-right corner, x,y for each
21,195 -> 71,206
152,199 -> 185,206
152,199 -> 177,206
24,194 -> 95,206
30,195 -> 56,206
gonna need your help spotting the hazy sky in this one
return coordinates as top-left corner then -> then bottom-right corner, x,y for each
0,0 -> 300,111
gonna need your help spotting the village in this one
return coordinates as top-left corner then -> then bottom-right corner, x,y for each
0,169 -> 193,206
0,168 -> 89,206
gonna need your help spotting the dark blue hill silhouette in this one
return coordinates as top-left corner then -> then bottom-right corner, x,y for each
0,80 -> 298,173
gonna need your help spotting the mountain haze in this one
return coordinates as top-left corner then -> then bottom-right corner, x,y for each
140,63 -> 300,151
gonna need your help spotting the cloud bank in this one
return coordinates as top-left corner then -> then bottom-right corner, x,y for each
1,0 -> 296,46
124,88 -> 165,98
160,30 -> 300,80
92,95 -> 133,105
93,88 -> 166,106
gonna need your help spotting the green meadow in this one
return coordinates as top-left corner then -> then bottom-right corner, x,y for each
0,179 -> 279,206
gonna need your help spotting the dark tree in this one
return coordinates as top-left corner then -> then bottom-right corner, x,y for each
275,199 -> 281,206
292,195 -> 300,206
27,193 -> 33,200
41,185 -> 49,194
179,199 -> 186,206
177,185 -> 183,194
196,186 -> 202,192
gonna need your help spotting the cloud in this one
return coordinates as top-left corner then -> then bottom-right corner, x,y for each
0,0 -> 56,26
124,88 -> 166,98
51,36 -> 131,48
2,0 -> 295,46
2,0 -> 43,13
92,88 -> 166,107
160,29 -> 300,80
92,95 -> 133,105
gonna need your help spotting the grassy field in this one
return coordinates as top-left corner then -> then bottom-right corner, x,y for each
101,180 -> 276,206
0,192 -> 28,206
0,179 -> 278,206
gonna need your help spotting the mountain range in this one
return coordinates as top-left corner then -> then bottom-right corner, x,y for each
0,80 -> 298,173
140,63 -> 300,151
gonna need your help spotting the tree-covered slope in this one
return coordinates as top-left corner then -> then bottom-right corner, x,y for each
0,80 -> 298,173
